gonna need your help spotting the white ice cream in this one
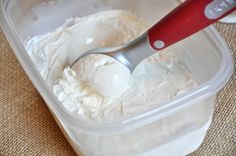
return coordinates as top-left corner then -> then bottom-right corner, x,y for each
25,9 -> 212,156
26,10 -> 197,121
26,10 -> 148,86
72,54 -> 132,97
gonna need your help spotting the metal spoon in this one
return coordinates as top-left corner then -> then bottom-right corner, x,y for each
72,0 -> 236,72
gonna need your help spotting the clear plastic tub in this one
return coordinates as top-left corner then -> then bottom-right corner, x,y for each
220,11 -> 236,23
0,0 -> 234,156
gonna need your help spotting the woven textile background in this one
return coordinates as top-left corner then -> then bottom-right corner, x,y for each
0,23 -> 235,156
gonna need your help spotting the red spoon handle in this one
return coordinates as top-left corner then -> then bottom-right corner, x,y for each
148,0 -> 236,51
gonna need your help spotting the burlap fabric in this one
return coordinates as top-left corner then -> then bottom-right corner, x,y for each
0,23 -> 235,156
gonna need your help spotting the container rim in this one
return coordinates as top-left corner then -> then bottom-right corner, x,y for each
0,0 -> 234,135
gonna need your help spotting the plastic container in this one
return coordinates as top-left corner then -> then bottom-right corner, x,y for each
0,0 -> 234,155
220,11 -> 236,23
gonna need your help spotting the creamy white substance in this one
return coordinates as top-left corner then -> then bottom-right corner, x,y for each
26,10 -> 197,121
26,10 -> 148,86
72,54 -> 132,97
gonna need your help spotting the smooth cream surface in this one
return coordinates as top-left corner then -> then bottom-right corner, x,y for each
26,10 -> 197,121
72,54 -> 132,97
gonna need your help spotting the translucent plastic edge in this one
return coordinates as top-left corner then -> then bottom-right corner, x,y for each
219,12 -> 236,23
0,2 -> 233,134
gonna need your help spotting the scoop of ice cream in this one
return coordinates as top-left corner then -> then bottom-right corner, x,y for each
72,54 -> 131,97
